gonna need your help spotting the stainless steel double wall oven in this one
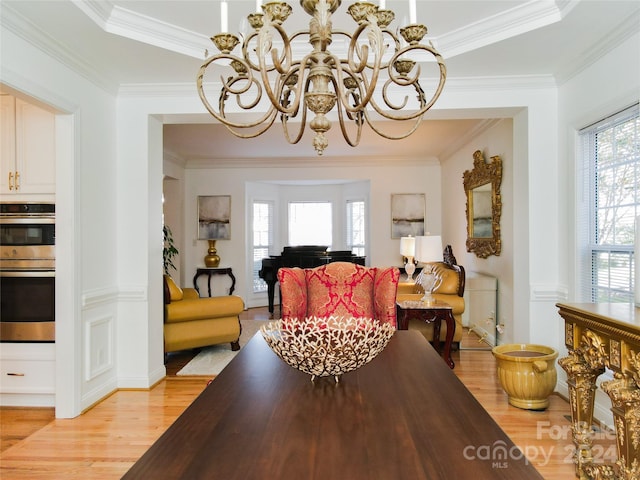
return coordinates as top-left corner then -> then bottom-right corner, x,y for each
0,203 -> 55,342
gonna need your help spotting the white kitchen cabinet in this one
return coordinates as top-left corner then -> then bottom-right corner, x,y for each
0,95 -> 56,195
0,343 -> 55,407
462,272 -> 498,346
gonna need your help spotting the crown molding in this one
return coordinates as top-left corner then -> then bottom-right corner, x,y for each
438,0 -> 575,59
439,119 -> 505,162
1,3 -> 120,94
185,155 -> 441,169
74,1 -> 576,68
118,82 -> 199,97
444,75 -> 557,91
74,0 -> 210,59
163,150 -> 187,168
555,11 -> 640,86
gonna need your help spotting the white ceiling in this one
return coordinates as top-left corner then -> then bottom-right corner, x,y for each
2,0 -> 638,162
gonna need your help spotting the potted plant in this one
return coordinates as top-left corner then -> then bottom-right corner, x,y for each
163,225 -> 179,275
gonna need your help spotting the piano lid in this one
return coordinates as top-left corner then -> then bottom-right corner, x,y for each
281,245 -> 329,255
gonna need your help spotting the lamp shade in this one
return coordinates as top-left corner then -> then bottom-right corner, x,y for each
400,236 -> 416,257
415,235 -> 443,263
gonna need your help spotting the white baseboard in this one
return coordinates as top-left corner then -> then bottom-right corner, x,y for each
117,364 -> 166,389
81,379 -> 118,412
0,392 -> 55,407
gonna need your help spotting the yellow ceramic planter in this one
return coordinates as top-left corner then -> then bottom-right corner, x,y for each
492,343 -> 558,410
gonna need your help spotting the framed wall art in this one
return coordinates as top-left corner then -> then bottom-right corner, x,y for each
198,195 -> 231,240
391,193 -> 425,238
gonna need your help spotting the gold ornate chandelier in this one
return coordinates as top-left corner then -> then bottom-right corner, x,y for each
197,0 -> 446,155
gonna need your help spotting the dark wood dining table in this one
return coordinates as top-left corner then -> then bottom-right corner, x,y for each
123,330 -> 543,479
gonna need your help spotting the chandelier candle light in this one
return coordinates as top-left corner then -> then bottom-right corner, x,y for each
197,0 -> 447,155
415,234 -> 443,303
400,235 -> 416,281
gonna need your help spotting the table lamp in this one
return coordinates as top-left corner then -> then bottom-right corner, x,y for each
415,235 -> 443,303
400,236 -> 416,281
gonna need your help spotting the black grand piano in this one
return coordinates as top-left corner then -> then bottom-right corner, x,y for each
258,245 -> 365,317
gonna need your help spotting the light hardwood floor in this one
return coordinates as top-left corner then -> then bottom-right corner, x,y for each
1,308 -> 615,479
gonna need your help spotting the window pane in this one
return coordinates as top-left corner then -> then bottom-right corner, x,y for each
252,201 -> 273,293
592,250 -> 634,302
288,202 -> 332,246
346,200 -> 365,255
581,104 -> 639,303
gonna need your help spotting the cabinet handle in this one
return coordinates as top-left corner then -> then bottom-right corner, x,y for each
8,171 -> 13,190
14,171 -> 20,190
6,372 -> 25,376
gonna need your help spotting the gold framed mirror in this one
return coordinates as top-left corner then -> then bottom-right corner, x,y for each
463,150 -> 502,258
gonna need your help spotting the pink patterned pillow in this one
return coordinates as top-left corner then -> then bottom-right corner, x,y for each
278,263 -> 400,328
373,266 -> 400,327
305,262 -> 376,320
278,267 -> 307,321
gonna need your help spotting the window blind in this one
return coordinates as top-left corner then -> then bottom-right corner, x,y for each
577,103 -> 639,302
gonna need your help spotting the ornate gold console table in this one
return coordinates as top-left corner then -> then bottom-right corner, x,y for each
557,303 -> 640,480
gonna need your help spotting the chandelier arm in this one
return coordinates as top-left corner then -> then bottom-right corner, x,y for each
344,16 -> 385,75
363,43 -> 447,121
329,30 -> 389,73
242,28 -> 297,74
281,97 -> 309,145
364,79 -> 424,122
264,23 -> 294,75
361,106 -> 423,140
199,53 -> 255,94
198,58 -> 278,129
220,109 -> 280,139
333,61 -> 377,116
243,41 -> 280,74
259,55 -> 312,117
219,75 -> 263,113
387,45 -> 428,87
362,28 -> 398,70
240,30 -> 265,73
334,88 -> 363,148
340,23 -> 385,113
344,23 -> 369,74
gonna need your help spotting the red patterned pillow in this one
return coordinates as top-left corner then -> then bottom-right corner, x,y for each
278,267 -> 307,321
373,266 -> 400,327
278,263 -> 400,328
305,262 -> 376,320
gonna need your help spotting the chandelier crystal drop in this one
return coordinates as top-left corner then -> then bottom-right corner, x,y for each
197,0 -> 447,155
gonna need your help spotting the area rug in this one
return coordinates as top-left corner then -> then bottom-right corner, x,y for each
176,320 -> 267,376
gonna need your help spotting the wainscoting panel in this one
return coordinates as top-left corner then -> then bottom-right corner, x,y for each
85,314 -> 114,382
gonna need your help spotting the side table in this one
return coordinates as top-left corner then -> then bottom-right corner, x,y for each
396,299 -> 456,369
193,267 -> 236,297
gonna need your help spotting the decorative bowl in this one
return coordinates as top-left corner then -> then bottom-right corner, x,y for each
260,316 -> 395,382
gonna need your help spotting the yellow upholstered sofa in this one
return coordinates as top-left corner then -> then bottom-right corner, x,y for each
163,275 -> 245,355
396,250 -> 465,346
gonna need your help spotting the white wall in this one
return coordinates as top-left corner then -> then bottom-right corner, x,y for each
1,29 -> 119,417
441,119 -> 515,343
